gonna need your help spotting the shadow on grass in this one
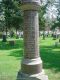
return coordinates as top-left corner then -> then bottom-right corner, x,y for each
40,45 -> 60,72
8,40 -> 60,73
0,39 -> 23,50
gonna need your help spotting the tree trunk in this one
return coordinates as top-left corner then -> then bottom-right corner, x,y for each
59,39 -> 60,43
53,30 -> 57,40
6,27 -> 8,37
16,29 -> 19,39
2,31 -> 7,42
42,30 -> 45,40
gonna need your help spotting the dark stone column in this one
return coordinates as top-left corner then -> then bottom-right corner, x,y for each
17,0 -> 48,80
21,10 -> 42,74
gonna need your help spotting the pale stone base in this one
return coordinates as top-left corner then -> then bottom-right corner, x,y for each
17,70 -> 48,80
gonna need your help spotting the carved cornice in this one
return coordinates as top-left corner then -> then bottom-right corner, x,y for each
21,0 -> 41,10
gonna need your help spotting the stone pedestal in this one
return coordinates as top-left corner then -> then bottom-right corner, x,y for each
17,71 -> 48,80
17,0 -> 48,80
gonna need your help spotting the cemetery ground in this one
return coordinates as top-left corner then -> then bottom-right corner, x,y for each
0,37 -> 60,80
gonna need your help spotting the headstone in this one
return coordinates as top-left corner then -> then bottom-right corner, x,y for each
2,31 -> 7,42
17,0 -> 48,80
9,41 -> 15,46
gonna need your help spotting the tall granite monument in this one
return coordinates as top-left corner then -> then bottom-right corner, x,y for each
17,0 -> 48,80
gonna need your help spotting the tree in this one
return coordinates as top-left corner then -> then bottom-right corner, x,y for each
39,0 -> 57,39
39,2 -> 49,39
1,0 -> 23,39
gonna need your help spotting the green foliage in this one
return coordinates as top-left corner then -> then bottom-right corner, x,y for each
1,0 -> 23,30
39,3 -> 48,30
51,18 -> 60,30
56,17 -> 60,28
0,32 -> 2,38
51,21 -> 57,30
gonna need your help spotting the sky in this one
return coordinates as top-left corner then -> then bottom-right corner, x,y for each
43,0 -> 59,21
0,0 -> 1,1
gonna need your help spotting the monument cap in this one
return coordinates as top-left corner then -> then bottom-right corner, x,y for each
22,0 -> 40,4
21,0 -> 41,10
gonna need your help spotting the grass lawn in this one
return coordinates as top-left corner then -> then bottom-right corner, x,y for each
0,37 -> 60,80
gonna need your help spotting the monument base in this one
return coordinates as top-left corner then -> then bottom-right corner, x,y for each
17,70 -> 48,80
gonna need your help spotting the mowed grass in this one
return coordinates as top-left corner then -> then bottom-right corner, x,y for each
0,37 -> 60,80
40,37 -> 60,80
0,38 -> 23,80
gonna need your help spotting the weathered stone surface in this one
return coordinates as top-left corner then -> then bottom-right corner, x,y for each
17,0 -> 48,80
22,0 -> 41,5
17,71 -> 48,80
22,0 -> 40,3
23,11 -> 39,59
21,58 -> 42,74
21,0 -> 41,10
